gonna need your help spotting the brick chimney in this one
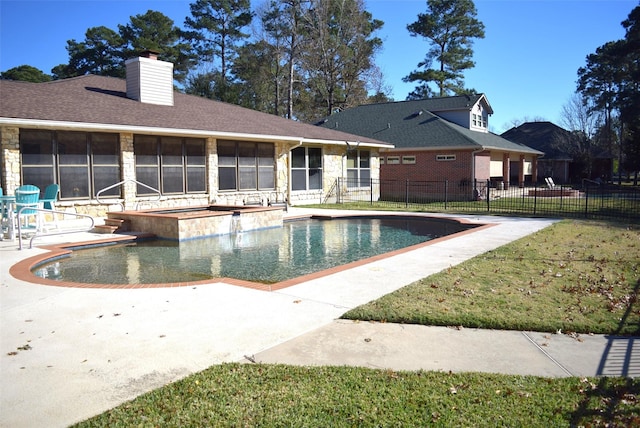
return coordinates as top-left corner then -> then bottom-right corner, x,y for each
125,50 -> 174,106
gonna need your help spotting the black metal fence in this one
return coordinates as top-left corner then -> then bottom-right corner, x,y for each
329,178 -> 640,222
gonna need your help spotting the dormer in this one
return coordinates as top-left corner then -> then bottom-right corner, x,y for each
430,94 -> 493,133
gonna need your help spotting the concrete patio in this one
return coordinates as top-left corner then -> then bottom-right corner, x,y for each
1,209 -> 635,428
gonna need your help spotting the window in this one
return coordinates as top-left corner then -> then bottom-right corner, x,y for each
20,129 -> 120,199
186,139 -> 206,192
92,133 -> 121,197
347,150 -> 370,188
134,135 -> 206,195
386,156 -> 400,164
217,140 -> 275,191
436,154 -> 456,161
402,156 -> 416,164
291,147 -> 322,191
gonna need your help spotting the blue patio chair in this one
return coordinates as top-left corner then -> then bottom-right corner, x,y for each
39,183 -> 61,229
15,185 -> 42,231
40,184 -> 60,210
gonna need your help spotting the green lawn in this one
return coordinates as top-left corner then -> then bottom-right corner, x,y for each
344,220 -> 640,335
73,218 -> 640,427
74,364 -> 639,427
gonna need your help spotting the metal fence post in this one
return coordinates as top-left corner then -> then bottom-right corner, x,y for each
444,180 -> 448,210
584,183 -> 589,218
486,179 -> 490,212
533,181 -> 537,215
405,179 -> 409,208
370,178 -> 373,205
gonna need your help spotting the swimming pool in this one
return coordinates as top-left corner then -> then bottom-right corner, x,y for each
30,215 -> 480,288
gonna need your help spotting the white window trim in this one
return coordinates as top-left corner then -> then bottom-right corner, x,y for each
347,149 -> 371,189
291,146 -> 323,192
386,156 -> 400,164
401,156 -> 416,164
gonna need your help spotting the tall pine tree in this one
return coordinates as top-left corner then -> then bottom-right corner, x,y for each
404,0 -> 484,98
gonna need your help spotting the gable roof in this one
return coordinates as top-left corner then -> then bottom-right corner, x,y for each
0,75 -> 392,148
501,121 -> 575,160
316,98 -> 541,155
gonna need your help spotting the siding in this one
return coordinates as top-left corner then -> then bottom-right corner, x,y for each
125,57 -> 174,106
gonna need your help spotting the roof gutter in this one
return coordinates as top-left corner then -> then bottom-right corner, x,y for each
0,118 -> 303,143
0,117 -> 393,148
381,145 -> 478,152
302,137 -> 392,149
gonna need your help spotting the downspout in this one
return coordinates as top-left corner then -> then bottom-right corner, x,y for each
471,147 -> 484,195
342,140 -> 359,201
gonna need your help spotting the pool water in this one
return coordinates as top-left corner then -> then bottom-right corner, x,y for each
33,217 -> 476,285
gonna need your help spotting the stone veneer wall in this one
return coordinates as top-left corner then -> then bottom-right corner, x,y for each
0,126 -> 21,195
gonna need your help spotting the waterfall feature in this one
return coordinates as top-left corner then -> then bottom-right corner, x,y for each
230,212 -> 241,234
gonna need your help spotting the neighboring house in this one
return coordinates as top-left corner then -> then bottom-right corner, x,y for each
316,94 -> 542,199
0,52 -> 392,216
501,121 -> 613,184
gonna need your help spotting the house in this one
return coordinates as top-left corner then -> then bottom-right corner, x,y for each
0,52 -> 393,216
501,121 -> 613,184
316,94 -> 543,198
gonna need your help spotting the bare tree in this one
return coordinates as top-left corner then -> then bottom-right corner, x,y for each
560,93 -> 601,139
300,0 -> 383,119
557,93 -> 606,179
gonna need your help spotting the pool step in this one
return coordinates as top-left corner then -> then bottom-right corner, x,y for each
93,218 -> 131,234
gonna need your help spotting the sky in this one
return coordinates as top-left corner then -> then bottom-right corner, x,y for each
1,0 -> 637,133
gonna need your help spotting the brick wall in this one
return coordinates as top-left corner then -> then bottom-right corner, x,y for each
381,149 -> 476,185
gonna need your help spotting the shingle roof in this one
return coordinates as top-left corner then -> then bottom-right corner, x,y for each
405,93 -> 492,113
316,98 -> 541,155
0,75 -> 393,148
501,122 -> 574,160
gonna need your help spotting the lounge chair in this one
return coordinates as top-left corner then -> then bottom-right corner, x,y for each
545,177 -> 556,189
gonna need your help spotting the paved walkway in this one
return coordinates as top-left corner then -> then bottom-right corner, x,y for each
1,209 -> 636,428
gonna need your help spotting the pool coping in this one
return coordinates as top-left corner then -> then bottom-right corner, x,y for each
9,214 -> 495,291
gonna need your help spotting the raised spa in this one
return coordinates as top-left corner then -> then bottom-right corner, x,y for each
107,205 -> 284,240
